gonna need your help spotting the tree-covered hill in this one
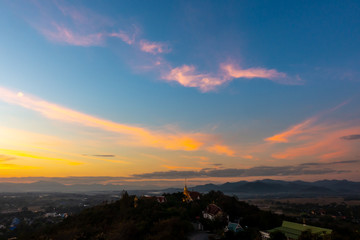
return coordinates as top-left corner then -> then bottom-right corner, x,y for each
16,191 -> 281,240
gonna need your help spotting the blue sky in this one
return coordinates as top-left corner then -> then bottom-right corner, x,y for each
0,0 -> 359,186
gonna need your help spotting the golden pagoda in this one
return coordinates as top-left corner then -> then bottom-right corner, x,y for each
183,179 -> 193,202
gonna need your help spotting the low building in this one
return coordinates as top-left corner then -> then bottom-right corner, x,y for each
265,221 -> 332,240
155,196 -> 166,203
203,203 -> 224,221
225,222 -> 243,233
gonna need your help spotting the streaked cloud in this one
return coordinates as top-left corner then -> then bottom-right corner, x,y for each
221,63 -> 302,85
270,125 -> 360,161
0,86 -> 232,153
108,31 -> 135,45
266,101 -> 350,144
163,63 -> 301,92
0,155 -> 15,162
92,154 -> 116,158
40,23 -> 104,46
212,163 -> 223,167
340,134 -> 360,140
207,144 -> 235,156
181,155 -> 209,161
265,117 -> 318,143
139,40 -> 170,54
266,114 -> 360,161
0,149 -> 83,166
26,1 -> 150,49
162,65 -> 226,92
0,164 -> 38,170
162,165 -> 202,170
221,63 -> 285,80
0,154 -> 40,170
82,154 -> 117,158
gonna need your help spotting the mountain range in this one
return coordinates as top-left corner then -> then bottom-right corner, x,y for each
0,179 -> 359,198
185,179 -> 360,198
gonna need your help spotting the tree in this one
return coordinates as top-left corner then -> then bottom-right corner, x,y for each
298,230 -> 318,240
270,231 -> 287,240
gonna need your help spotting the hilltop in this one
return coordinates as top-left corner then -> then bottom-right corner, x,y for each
10,191 -> 281,240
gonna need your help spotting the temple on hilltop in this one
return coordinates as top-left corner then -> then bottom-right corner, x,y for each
183,180 -> 201,202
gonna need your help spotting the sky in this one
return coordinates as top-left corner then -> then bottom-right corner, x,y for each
0,0 -> 360,187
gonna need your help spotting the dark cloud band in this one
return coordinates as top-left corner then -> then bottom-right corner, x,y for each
340,134 -> 360,140
132,162 -> 352,179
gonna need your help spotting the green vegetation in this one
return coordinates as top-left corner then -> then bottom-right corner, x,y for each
1,191 -> 359,240
13,191 -> 280,240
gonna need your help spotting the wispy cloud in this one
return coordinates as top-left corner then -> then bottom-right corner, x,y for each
0,87 -> 233,154
92,154 -> 116,158
265,102 -> 360,161
0,149 -> 83,166
221,63 -> 302,85
108,31 -> 136,45
221,64 -> 286,79
18,1 -> 300,92
26,1 -> 164,51
266,101 -> 351,143
181,155 -> 209,161
162,63 -> 301,92
0,154 -> 40,170
40,23 -> 104,46
162,165 -> 202,170
207,144 -> 235,157
162,65 -> 226,92
139,40 -> 170,54
265,117 -> 318,143
0,155 -> 15,162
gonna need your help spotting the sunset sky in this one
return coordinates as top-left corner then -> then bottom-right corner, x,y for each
0,0 -> 359,187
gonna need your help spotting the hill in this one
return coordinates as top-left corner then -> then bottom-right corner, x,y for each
13,191 -> 282,240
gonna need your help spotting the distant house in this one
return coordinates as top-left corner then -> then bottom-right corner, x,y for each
264,221 -> 332,240
203,203 -> 224,221
155,196 -> 167,203
225,222 -> 243,233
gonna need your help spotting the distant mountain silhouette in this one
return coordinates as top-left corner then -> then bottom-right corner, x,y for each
0,179 -> 359,197
182,179 -> 360,198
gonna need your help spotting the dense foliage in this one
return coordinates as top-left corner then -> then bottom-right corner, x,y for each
14,191 -> 280,240
3,191 -> 358,239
